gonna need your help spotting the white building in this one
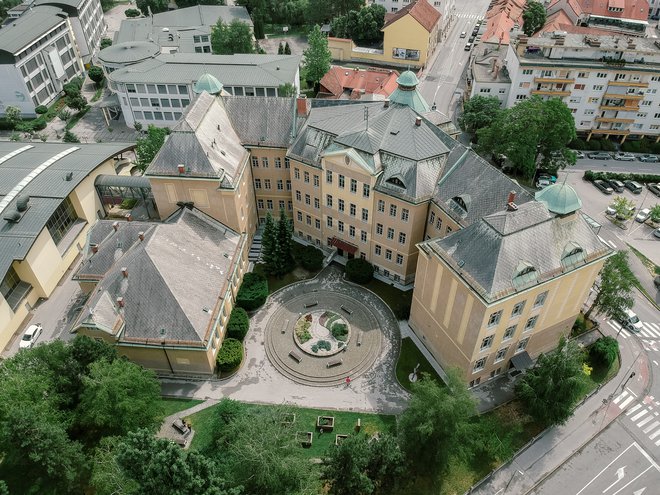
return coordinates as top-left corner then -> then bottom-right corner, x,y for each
649,0 -> 660,19
471,32 -> 660,142
370,0 -> 455,38
0,6 -> 84,116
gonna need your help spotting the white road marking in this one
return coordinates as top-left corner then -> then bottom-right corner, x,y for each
627,404 -> 643,415
639,329 -> 651,338
654,360 -> 659,366
612,466 -> 653,495
648,428 -> 660,440
643,421 -> 660,433
649,322 -> 660,331
637,415 -> 654,428
620,396 -> 636,409
614,391 -> 629,404
628,388 -> 638,398
630,409 -> 649,422
642,323 -> 660,338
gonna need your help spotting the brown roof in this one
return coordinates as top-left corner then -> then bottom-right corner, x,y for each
383,0 -> 441,33
578,0 -> 649,22
482,0 -> 527,45
319,66 -> 399,100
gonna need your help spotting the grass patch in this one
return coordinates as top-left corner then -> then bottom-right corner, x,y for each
186,402 -> 395,457
627,244 -> 660,310
65,106 -> 91,130
361,277 -> 413,319
160,398 -> 204,418
91,82 -> 105,103
396,337 -> 443,391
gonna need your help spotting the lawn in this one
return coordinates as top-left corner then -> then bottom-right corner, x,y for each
396,337 -> 443,391
160,398 -> 204,418
185,402 -> 395,458
361,277 -> 413,320
253,263 -> 318,293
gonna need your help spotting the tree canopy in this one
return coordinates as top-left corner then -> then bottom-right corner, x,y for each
211,19 -> 255,55
136,124 -> 169,170
303,25 -> 332,86
88,65 -> 105,85
522,1 -> 547,36
136,0 -> 168,15
584,250 -> 635,321
459,95 -> 502,133
331,4 -> 386,44
261,209 -> 294,276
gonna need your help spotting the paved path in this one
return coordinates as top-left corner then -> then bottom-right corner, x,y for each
161,266 -> 410,414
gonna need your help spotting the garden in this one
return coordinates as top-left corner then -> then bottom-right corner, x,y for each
293,310 -> 350,355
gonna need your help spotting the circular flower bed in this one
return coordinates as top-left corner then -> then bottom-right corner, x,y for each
294,310 -> 351,356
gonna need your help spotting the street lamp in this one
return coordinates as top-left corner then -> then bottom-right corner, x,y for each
621,371 -> 636,392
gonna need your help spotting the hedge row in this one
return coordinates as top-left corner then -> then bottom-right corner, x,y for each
570,138 -> 617,152
583,170 -> 660,184
235,272 -> 268,311
299,245 -> 324,271
227,307 -> 249,341
216,338 -> 243,372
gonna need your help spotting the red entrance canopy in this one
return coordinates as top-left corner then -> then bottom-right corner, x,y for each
330,237 -> 358,255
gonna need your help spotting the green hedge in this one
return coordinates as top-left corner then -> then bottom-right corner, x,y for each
299,245 -> 324,271
621,138 -> 660,154
570,138 -> 618,151
227,307 -> 249,341
589,336 -> 619,368
236,272 -> 268,311
583,170 -> 660,184
345,259 -> 374,284
216,338 -> 243,372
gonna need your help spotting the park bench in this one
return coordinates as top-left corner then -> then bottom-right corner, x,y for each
340,305 -> 353,315
289,350 -> 302,363
356,331 -> 363,346
172,418 -> 190,436
326,358 -> 343,368
305,301 -> 318,308
282,319 -> 289,334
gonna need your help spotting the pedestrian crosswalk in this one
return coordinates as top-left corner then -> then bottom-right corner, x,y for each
606,319 -> 660,340
455,12 -> 481,21
614,390 -> 660,447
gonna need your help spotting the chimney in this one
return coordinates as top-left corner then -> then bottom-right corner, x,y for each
112,221 -> 119,231
138,231 -> 145,241
116,297 -> 124,308
384,98 -> 390,108
493,63 -> 500,79
125,213 -> 133,222
296,95 -> 311,117
91,243 -> 99,253
414,117 -> 422,126
177,164 -> 185,174
121,267 -> 128,278
507,191 -> 516,204
491,58 -> 497,72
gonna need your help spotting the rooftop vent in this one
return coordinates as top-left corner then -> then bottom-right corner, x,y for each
64,172 -> 73,181
414,117 -> 422,126
112,221 -> 119,231
116,297 -> 124,308
91,243 -> 99,253
16,195 -> 29,212
138,231 -> 144,241
177,164 -> 185,174
121,267 -> 128,278
3,210 -> 21,223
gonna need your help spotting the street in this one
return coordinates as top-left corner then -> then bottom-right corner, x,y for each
418,0 -> 492,116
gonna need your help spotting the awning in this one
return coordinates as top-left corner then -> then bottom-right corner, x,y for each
330,237 -> 358,255
510,351 -> 534,370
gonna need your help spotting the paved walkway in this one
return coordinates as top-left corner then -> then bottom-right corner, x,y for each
161,266 -> 409,414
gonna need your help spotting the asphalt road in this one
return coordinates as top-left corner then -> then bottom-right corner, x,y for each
418,0 -> 492,116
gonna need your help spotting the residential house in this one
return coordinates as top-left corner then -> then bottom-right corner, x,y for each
318,66 -> 400,100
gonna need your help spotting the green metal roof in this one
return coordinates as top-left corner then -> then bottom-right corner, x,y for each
535,183 -> 582,215
396,70 -> 419,87
193,73 -> 224,95
388,70 -> 429,112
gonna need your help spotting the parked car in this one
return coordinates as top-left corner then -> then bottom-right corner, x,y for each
654,228 -> 660,239
619,309 -> 643,333
655,276 -> 660,289
464,42 -> 472,51
639,154 -> 659,163
19,323 -> 43,349
613,152 -> 635,161
605,205 -> 616,216
573,150 -> 585,159
536,177 -> 552,189
588,152 -> 612,160
469,35 -> 476,43
593,179 -> 614,194
606,179 -> 625,193
648,183 -> 660,197
616,205 -> 635,221
460,31 -> 466,38
624,180 -> 643,194
636,208 -> 651,223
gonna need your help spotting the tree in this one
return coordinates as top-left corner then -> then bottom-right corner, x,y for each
303,25 -> 332,87
459,95 -> 502,133
136,0 -> 168,15
216,338 -> 244,372
261,212 -> 277,269
331,4 -> 386,44
211,19 -> 255,55
305,0 -> 364,24
650,204 -> 660,222
236,272 -> 268,310
63,130 -> 80,143
278,82 -> 296,96
345,258 -> 374,284
4,106 -> 22,128
135,124 -> 168,170
515,337 -> 586,426
101,0 -> 115,12
67,93 -> 88,112
177,0 -> 225,7
278,41 -> 284,54
275,208 -> 294,274
100,37 -> 113,49
77,359 -> 163,439
523,1 -> 547,36
397,370 -> 477,475
88,65 -> 105,85
284,41 -> 291,54
125,7 -> 141,17
35,105 -> 48,115
584,251 -> 635,321
590,336 -> 619,368
612,195 -> 635,221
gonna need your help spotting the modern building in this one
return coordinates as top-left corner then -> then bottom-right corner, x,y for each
72,207 -> 248,376
106,54 -> 301,128
0,142 -> 133,352
410,184 -> 612,386
0,6 -> 84,116
328,0 -> 441,68
318,66 -> 400,100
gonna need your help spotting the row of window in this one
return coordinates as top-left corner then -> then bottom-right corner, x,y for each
375,223 -> 407,244
487,291 -> 548,328
132,110 -> 183,122
521,69 -> 660,84
325,170 -> 371,197
376,200 -> 409,221
15,23 -> 68,60
428,211 -> 453,236
374,245 -> 404,265
255,179 -> 291,191
257,199 -> 293,211
251,156 -> 291,169
128,97 -> 190,109
473,338 -> 529,373
125,83 -> 189,95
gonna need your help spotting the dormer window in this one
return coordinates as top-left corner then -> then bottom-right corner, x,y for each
448,195 -> 470,217
561,242 -> 585,269
513,262 -> 538,290
386,176 -> 405,188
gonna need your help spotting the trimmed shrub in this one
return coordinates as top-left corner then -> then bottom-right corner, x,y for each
35,105 -> 48,115
569,138 -> 586,150
345,258 -> 374,284
590,336 -> 619,368
600,139 -> 617,152
236,272 -> 268,311
317,340 -> 331,351
227,307 -> 249,341
100,38 -> 113,49
63,130 -> 80,143
125,8 -> 141,17
331,323 -> 348,341
32,116 -> 47,130
300,245 -> 324,271
216,338 -> 243,372
583,170 -> 660,185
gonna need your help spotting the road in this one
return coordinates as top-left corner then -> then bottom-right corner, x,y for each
418,0 -> 491,117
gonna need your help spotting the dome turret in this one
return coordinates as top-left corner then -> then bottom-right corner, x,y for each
193,73 -> 223,95
535,182 -> 582,215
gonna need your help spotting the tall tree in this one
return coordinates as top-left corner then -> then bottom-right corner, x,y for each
261,212 -> 277,272
650,204 -> 660,222
331,4 -> 386,44
522,1 -> 547,36
136,124 -> 169,170
515,337 -> 586,426
275,207 -> 294,275
612,195 -> 636,221
136,0 -> 168,14
303,25 -> 332,87
397,370 -> 476,475
211,19 -> 255,55
585,251 -> 635,321
459,95 -> 502,133
88,65 -> 105,85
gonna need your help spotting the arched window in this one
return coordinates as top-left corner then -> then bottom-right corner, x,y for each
513,262 -> 538,290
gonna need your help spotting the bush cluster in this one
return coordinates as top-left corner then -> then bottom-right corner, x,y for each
35,105 -> 48,115
345,258 -> 374,284
227,307 -> 249,341
621,138 -> 660,154
299,245 -> 324,271
331,323 -> 348,341
393,299 -> 412,320
590,336 -> 619,368
16,117 -> 47,132
583,170 -> 660,184
125,8 -> 141,17
216,338 -> 243,372
119,198 -> 138,210
311,340 -> 331,353
570,138 -> 617,152
236,272 -> 268,311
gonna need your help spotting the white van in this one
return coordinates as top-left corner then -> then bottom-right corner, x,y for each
621,309 -> 643,332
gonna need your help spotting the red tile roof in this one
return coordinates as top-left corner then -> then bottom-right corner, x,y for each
482,0 -> 527,44
319,66 -> 400,100
577,0 -> 649,21
383,0 -> 441,33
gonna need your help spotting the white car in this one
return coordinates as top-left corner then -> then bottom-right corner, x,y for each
613,152 -> 635,161
460,31 -> 466,38
636,208 -> 651,223
19,324 -> 43,349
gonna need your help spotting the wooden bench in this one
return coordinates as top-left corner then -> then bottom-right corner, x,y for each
304,301 -> 318,308
326,358 -> 343,368
356,331 -> 363,346
340,305 -> 353,315
281,319 -> 289,334
289,350 -> 302,363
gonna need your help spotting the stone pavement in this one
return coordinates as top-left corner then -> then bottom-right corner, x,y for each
161,266 -> 410,414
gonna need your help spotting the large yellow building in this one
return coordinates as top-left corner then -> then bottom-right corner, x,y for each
0,142 -> 132,351
410,184 -> 612,386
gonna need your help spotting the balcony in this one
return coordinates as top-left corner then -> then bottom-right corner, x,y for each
533,77 -> 574,84
595,117 -> 635,124
599,104 -> 639,112
602,93 -> 645,100
591,129 -> 630,136
531,89 -> 571,97
608,80 -> 649,88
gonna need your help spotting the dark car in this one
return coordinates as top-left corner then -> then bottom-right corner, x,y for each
648,183 -> 660,197
606,179 -> 625,193
588,152 -> 612,160
654,276 -> 660,289
593,179 -> 614,194
624,180 -> 643,194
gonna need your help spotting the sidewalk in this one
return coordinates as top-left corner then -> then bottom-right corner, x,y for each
468,318 -> 651,494
626,247 -> 660,307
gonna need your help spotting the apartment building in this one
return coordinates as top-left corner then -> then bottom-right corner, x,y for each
0,6 -> 84,116
370,0 -> 455,38
410,184 -> 612,385
471,32 -> 660,142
